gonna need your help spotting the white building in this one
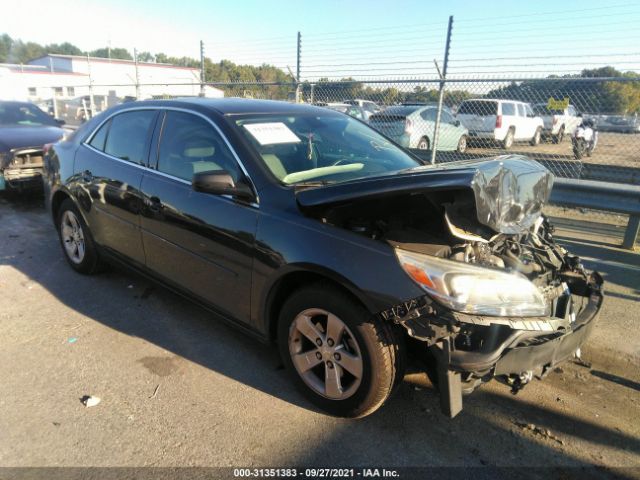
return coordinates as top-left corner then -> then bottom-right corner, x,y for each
0,54 -> 223,105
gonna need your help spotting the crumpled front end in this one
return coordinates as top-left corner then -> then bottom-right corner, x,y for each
0,148 -> 45,191
382,218 -> 604,418
297,155 -> 604,417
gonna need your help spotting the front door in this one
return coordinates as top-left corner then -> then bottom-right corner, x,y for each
139,110 -> 258,325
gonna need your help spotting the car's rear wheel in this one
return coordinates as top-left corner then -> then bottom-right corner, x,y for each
457,135 -> 468,153
502,129 -> 514,149
417,137 -> 430,150
278,284 -> 404,418
57,199 -> 102,274
530,127 -> 542,146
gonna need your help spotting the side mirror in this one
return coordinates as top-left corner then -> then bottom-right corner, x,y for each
453,119 -> 461,127
577,112 -> 583,117
55,118 -> 66,126
192,170 -> 254,201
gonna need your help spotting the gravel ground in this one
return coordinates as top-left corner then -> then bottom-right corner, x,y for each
0,192 -> 638,478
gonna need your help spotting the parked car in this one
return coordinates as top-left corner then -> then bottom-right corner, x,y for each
0,101 -> 66,192
44,99 -> 603,418
593,115 -> 640,133
343,99 -> 381,120
63,95 -> 108,123
325,102 -> 368,122
533,103 -> 582,143
457,99 -> 544,149
369,104 -> 469,152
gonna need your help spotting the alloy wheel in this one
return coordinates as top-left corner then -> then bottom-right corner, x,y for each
288,308 -> 363,400
61,210 -> 86,264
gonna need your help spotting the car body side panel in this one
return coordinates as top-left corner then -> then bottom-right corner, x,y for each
139,172 -> 258,326
250,208 -> 425,332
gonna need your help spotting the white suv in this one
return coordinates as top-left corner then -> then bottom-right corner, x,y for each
457,99 -> 544,149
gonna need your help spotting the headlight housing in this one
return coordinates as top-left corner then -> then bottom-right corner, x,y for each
395,248 -> 549,317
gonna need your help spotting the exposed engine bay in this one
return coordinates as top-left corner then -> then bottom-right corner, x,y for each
299,157 -> 603,417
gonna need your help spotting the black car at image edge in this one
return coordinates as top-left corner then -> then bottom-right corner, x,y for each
43,98 -> 603,418
0,101 -> 66,192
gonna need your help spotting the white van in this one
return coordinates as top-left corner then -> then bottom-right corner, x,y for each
457,99 -> 544,149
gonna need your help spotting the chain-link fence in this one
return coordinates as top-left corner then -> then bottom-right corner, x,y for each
26,7 -> 639,213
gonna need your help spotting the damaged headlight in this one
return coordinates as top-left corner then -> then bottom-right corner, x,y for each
395,249 -> 549,317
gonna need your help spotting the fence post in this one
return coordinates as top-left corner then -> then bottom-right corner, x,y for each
622,215 -> 640,250
134,48 -> 141,99
430,15 -> 453,165
296,31 -> 301,103
200,40 -> 206,97
86,54 -> 95,119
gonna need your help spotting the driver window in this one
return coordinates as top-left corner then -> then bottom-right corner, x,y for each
157,111 -> 241,182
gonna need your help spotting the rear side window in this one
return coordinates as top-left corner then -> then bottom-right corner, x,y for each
104,110 -> 156,164
501,103 -> 516,116
458,101 -> 497,116
420,108 -> 437,121
517,104 -> 525,117
88,119 -> 110,151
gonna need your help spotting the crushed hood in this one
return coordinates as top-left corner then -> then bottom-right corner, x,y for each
296,155 -> 554,234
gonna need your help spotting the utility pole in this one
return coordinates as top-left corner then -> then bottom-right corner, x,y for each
134,48 -> 141,99
430,16 -> 453,165
295,31 -> 301,103
86,53 -> 94,119
200,40 -> 206,97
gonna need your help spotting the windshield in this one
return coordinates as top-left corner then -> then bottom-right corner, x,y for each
0,103 -> 58,127
235,112 -> 421,185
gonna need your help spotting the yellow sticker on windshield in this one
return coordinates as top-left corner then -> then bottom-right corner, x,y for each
243,122 -> 301,145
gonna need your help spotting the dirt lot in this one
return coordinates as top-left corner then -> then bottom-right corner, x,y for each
432,132 -> 640,173
0,193 -> 639,478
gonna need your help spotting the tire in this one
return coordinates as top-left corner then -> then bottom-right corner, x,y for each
553,126 -> 565,144
502,129 -> 514,149
530,127 -> 542,146
417,137 -> 430,150
457,135 -> 468,153
573,140 -> 584,160
56,198 -> 102,274
278,284 -> 405,418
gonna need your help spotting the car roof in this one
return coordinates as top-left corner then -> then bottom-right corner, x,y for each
0,100 -> 37,107
159,97 -> 329,116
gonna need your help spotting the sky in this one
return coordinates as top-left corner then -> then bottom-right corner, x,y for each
2,0 -> 640,81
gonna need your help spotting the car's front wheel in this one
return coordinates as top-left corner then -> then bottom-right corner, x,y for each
57,199 -> 102,274
278,285 -> 404,418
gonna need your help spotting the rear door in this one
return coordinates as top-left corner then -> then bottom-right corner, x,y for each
75,109 -> 158,265
515,103 -> 534,139
139,109 -> 258,324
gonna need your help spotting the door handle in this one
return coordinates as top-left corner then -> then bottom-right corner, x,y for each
147,196 -> 163,212
81,170 -> 93,182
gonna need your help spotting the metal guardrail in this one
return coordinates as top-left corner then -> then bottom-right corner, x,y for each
549,178 -> 640,249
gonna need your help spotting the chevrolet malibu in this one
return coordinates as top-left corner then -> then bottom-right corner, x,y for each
44,99 -> 603,418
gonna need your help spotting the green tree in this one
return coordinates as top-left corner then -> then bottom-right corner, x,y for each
90,47 -> 133,60
45,42 -> 82,56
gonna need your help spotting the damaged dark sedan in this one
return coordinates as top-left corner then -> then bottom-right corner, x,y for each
0,101 -> 66,192
43,99 -> 603,418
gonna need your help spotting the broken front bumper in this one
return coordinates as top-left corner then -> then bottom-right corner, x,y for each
429,271 -> 604,417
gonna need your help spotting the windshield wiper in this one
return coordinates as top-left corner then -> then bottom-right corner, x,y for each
293,180 -> 333,190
